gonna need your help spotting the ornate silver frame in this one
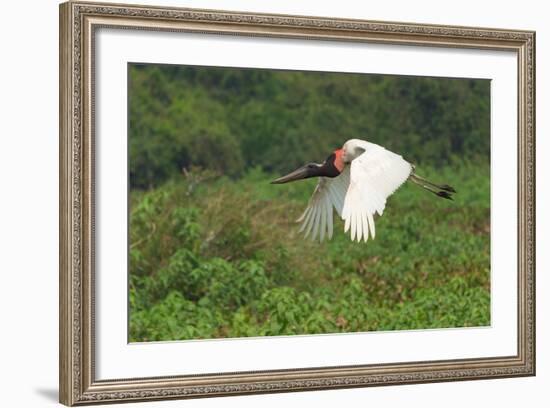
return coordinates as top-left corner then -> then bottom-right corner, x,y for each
59,1 -> 535,405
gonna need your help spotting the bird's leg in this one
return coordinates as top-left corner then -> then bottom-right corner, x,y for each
409,173 -> 455,200
409,174 -> 439,193
409,173 -> 456,193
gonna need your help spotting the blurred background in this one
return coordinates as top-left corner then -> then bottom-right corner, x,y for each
128,63 -> 490,342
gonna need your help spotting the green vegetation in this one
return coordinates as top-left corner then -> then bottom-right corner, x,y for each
129,64 -> 490,189
128,64 -> 490,342
129,164 -> 490,341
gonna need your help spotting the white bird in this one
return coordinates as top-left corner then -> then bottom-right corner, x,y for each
271,139 -> 455,242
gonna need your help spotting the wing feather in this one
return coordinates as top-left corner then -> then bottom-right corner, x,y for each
327,197 -> 334,239
297,169 -> 349,242
341,142 -> 412,243
304,204 -> 317,238
351,210 -> 357,241
361,210 -> 369,242
356,207 -> 363,242
311,203 -> 321,240
303,207 -> 315,234
296,206 -> 310,224
319,198 -> 327,242
367,212 -> 376,239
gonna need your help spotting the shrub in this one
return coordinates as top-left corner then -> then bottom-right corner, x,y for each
129,165 -> 490,342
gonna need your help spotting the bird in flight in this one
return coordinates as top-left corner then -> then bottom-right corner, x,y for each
271,139 -> 455,242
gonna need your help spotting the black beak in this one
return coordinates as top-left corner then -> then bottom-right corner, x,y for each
271,165 -> 311,184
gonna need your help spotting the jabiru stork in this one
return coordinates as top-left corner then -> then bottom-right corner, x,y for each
271,139 -> 455,242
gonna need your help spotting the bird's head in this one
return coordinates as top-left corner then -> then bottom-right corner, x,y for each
271,149 -> 345,184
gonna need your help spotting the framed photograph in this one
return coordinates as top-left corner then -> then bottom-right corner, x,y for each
59,1 -> 535,405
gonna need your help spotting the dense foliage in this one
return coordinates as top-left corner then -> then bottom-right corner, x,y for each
129,164 -> 490,341
129,64 -> 490,189
128,64 -> 490,342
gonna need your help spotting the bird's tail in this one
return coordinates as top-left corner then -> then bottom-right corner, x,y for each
408,168 -> 456,200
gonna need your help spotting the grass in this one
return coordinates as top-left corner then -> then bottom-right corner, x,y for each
128,161 -> 490,342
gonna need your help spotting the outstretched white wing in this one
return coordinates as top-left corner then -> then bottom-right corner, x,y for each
296,167 -> 350,242
342,144 -> 412,242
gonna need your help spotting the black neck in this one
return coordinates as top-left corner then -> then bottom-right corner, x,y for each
314,153 -> 341,178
